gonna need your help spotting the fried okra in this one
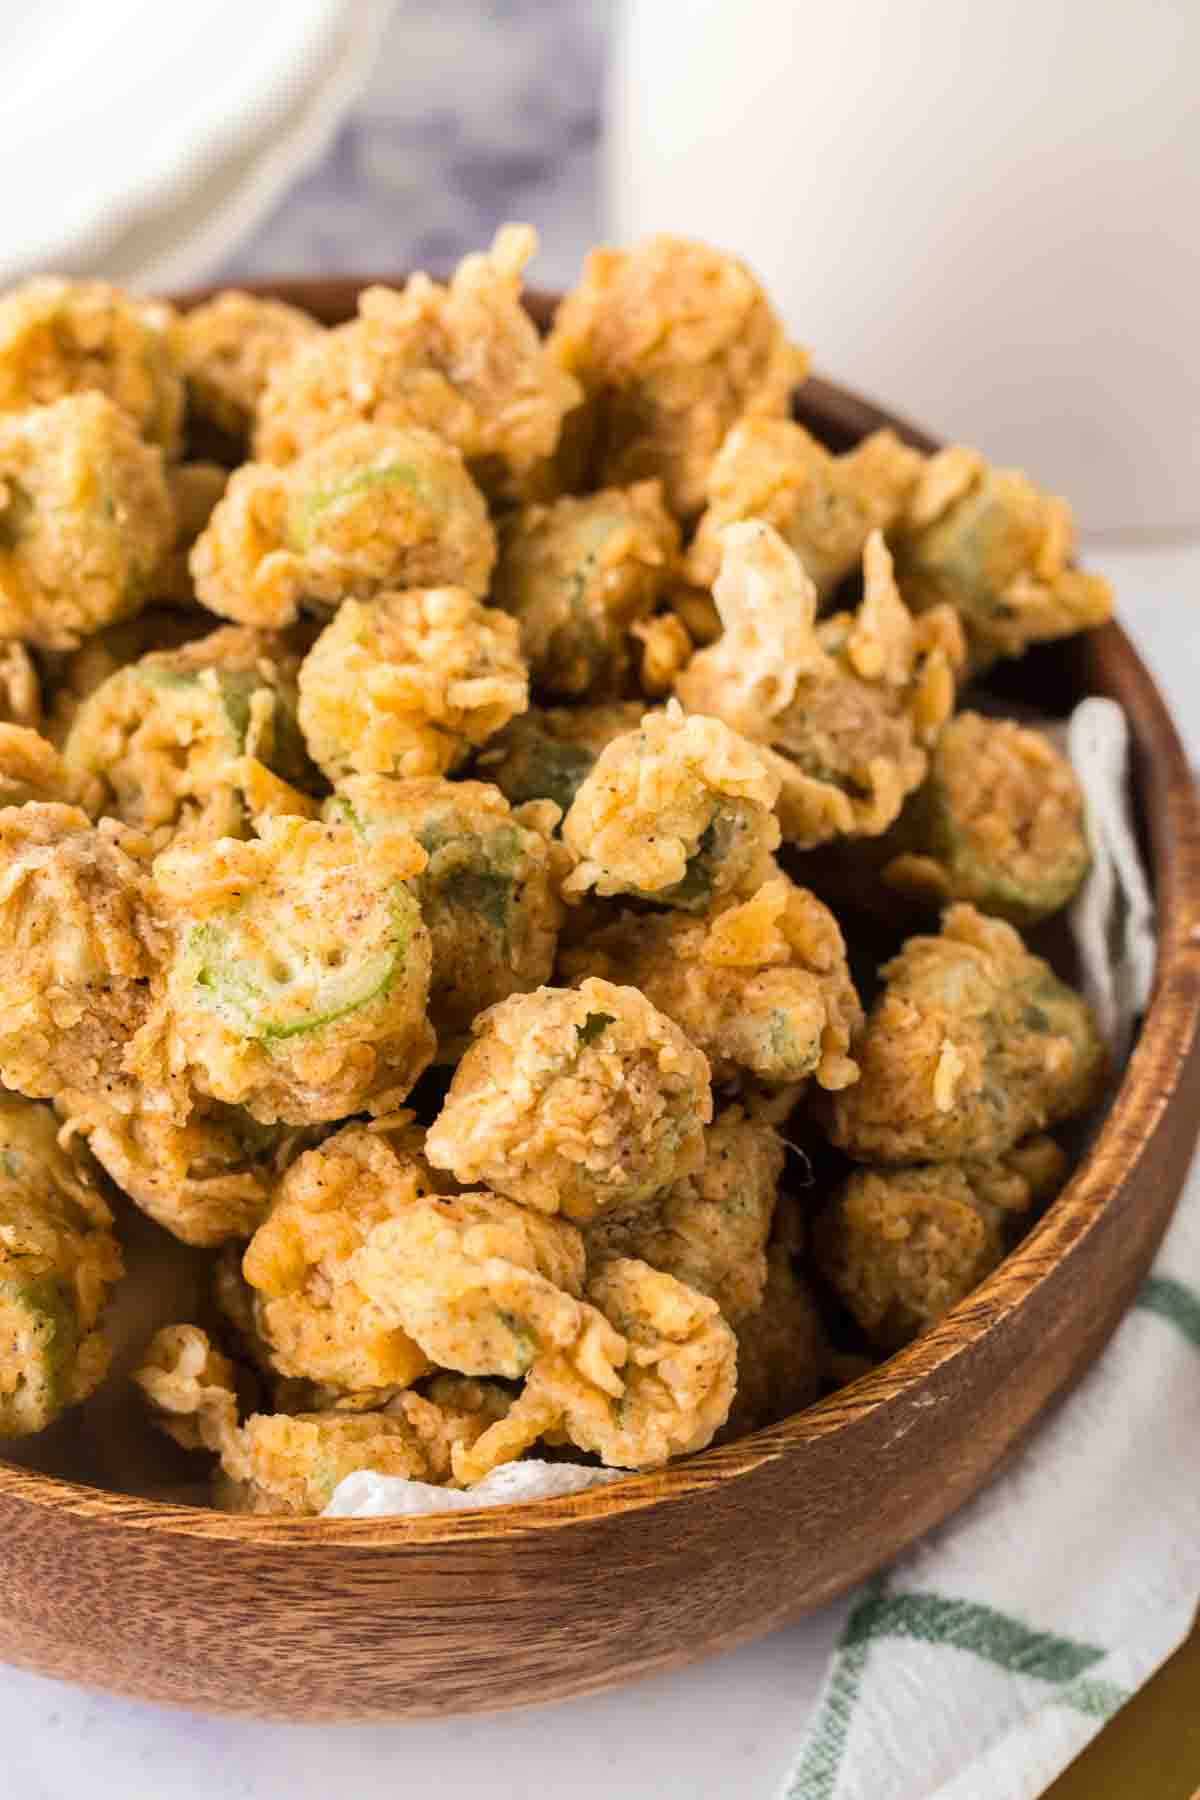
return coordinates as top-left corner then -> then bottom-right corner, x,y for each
453,1258 -> 737,1482
0,1094 -> 122,1437
43,605 -> 215,742
326,776 -> 562,1056
676,523 -> 964,846
190,423 -> 496,629
134,1324 -> 490,1514
235,1122 -> 451,1399
0,804 -> 162,1106
892,446 -> 1113,667
180,291 -> 323,439
582,1105 -> 782,1322
828,905 -> 1106,1164
353,1189 -> 587,1379
723,1210 -> 827,1438
562,874 -> 861,1093
493,482 -> 680,698
876,710 -> 1090,926
255,225 -> 581,495
425,978 -> 712,1222
133,815 -> 434,1125
478,700 -> 646,816
561,701 -> 781,908
813,1138 -> 1069,1349
547,234 -> 807,518
687,419 -> 923,597
0,277 -> 184,455
63,625 -> 315,846
297,588 -> 527,783
0,393 -> 174,648
0,725 -> 75,806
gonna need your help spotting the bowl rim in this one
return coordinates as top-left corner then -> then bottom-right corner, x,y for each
2,276 -> 1197,1549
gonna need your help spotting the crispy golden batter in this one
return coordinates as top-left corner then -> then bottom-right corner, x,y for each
478,700 -> 646,817
688,420 -> 923,596
582,1105 -> 781,1321
238,1121 -> 448,1398
676,523 -> 965,846
0,725 -> 75,806
425,978 -> 712,1222
892,446 -> 1112,666
829,905 -> 1106,1163
493,482 -> 680,697
0,641 -> 40,728
43,606 -> 215,743
190,423 -> 495,629
878,711 -> 1090,926
631,610 -> 693,699
814,1138 -> 1068,1348
132,816 -> 434,1125
152,461 -> 231,607
561,701 -> 780,908
0,394 -> 174,649
453,1258 -> 736,1480
0,277 -> 184,454
0,803 -> 162,1106
134,1323 -> 489,1513
180,291 -> 322,439
63,625 -> 315,846
562,874 -> 861,1093
298,589 -> 527,782
255,226 -> 581,495
352,1188 -> 586,1378
547,235 -> 807,518
0,1093 -> 121,1436
57,1096 -> 285,1247
326,776 -> 562,1057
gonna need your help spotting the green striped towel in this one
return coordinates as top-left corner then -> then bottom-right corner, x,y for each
784,700 -> 1196,1798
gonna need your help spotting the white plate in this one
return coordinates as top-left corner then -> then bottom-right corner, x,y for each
0,0 -> 384,287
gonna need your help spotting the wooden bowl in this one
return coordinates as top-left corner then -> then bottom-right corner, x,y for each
1,279 -> 1198,1721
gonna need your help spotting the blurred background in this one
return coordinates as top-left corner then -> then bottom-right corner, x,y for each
4,0 -> 1196,706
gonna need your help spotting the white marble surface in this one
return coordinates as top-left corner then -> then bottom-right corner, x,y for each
1,5 -> 1196,1793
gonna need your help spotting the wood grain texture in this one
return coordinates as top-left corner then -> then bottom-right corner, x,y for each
0,278 -> 1197,1720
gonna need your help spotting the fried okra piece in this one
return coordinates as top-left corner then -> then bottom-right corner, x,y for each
722,1204 -> 827,1438
547,235 -> 807,518
134,1324 -> 488,1514
56,1095 -> 286,1247
425,978 -> 712,1222
255,225 -> 581,489
179,291 -> 322,439
298,588 -> 527,783
190,423 -> 496,629
562,875 -> 861,1093
353,1189 -> 587,1379
892,446 -> 1112,667
326,776 -> 563,1056
561,701 -> 781,908
582,1105 -> 782,1322
829,905 -> 1106,1164
0,394 -> 174,649
0,1094 -> 122,1436
0,804 -> 162,1105
132,815 -> 434,1125
43,605 -> 215,742
813,1138 -> 1069,1349
0,641 -> 40,728
453,1258 -> 736,1481
151,461 -> 231,607
687,419 -> 923,597
876,711 -> 1090,926
492,482 -> 680,698
0,277 -> 184,455
478,700 -> 646,817
62,625 -> 316,845
234,1122 -> 453,1399
676,523 -> 965,847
